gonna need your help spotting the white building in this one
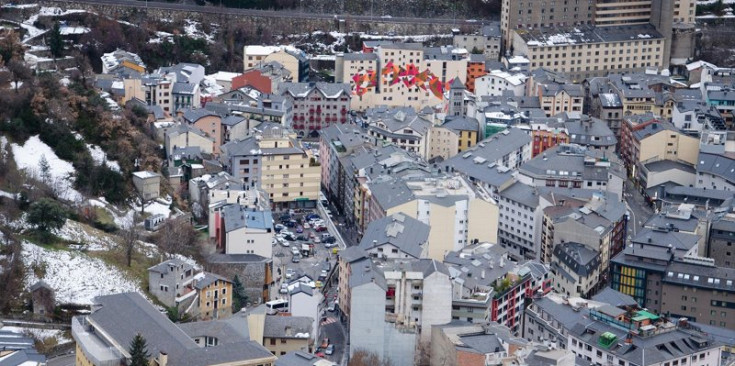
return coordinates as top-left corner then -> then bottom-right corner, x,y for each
210,203 -> 273,258
288,283 -> 322,342
474,70 -> 527,97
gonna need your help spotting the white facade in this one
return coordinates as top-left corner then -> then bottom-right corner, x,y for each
289,289 -> 322,342
225,225 -> 273,258
671,104 -> 706,134
474,70 -> 527,97
696,171 -> 735,192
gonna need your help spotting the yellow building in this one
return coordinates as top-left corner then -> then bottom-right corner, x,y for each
194,273 -> 233,320
429,117 -> 480,162
247,314 -> 313,357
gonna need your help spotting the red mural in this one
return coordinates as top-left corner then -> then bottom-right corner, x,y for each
352,62 -> 454,99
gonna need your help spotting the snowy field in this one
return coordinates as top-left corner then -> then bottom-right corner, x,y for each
22,241 -> 142,305
11,135 -> 83,202
1,326 -> 72,344
86,144 -> 121,172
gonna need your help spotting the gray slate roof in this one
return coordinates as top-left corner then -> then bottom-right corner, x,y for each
442,116 -> 479,133
263,315 -> 313,339
279,82 -> 350,99
148,258 -> 195,275
275,351 -> 336,366
221,204 -> 273,233
552,242 -> 600,277
182,108 -> 220,123
591,288 -> 638,308
698,152 -> 735,183
359,213 -> 430,259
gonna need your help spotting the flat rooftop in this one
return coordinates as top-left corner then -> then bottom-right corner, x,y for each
517,24 -> 664,47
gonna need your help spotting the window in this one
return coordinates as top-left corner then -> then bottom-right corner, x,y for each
269,339 -> 276,345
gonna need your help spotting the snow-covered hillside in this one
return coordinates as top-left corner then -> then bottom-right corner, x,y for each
11,135 -> 82,202
22,241 -> 143,305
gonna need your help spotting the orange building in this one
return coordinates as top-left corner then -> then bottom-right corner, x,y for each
465,54 -> 487,93
531,128 -> 569,157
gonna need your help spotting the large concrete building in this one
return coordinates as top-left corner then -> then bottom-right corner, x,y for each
279,82 -> 351,133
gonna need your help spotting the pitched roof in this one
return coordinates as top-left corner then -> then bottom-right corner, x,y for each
591,288 -> 638,308
148,258 -> 195,275
442,116 -> 479,133
182,108 -> 220,123
263,315 -> 312,339
359,213 -> 430,259
698,152 -> 735,183
221,204 -> 274,233
275,351 -> 337,366
279,82 -> 351,99
552,242 -> 601,277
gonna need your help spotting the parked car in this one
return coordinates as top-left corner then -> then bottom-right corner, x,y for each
325,344 -> 334,355
284,234 -> 297,241
296,226 -> 304,233
292,254 -> 301,263
280,283 -> 288,294
286,268 -> 294,279
275,224 -> 285,232
315,226 -> 328,233
279,214 -> 291,222
323,236 -> 336,244
291,246 -> 300,255
327,302 -> 335,312
324,241 -> 337,249
306,213 -> 320,221
322,262 -> 331,272
296,234 -> 308,241
314,236 -> 321,244
278,238 -> 289,247
303,222 -> 311,230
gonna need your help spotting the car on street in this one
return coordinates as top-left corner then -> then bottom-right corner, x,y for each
322,235 -> 336,244
292,255 -> 301,263
322,262 -> 331,272
291,246 -> 300,255
381,14 -> 392,18
286,268 -> 294,279
275,224 -> 285,232
315,226 -> 327,233
296,226 -> 303,233
296,234 -> 308,241
314,236 -> 321,244
306,213 -> 320,221
325,344 -> 335,355
279,283 -> 288,294
327,302 -> 335,312
283,234 -> 297,241
324,241 -> 337,248
278,238 -> 289,247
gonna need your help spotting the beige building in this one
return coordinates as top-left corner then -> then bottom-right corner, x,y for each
429,117 -> 480,161
513,25 -> 666,83
452,23 -> 502,61
132,171 -> 160,201
500,0 -> 595,48
243,46 -> 308,82
164,123 -> 216,158
220,130 -> 321,209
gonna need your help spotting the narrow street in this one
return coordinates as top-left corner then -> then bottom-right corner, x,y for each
624,181 -> 655,238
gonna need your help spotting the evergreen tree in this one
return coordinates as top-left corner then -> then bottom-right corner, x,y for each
232,275 -> 248,312
38,155 -> 51,185
49,22 -> 63,59
27,198 -> 66,235
128,333 -> 150,366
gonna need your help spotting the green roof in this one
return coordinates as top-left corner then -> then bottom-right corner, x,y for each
632,310 -> 660,322
598,332 -> 617,348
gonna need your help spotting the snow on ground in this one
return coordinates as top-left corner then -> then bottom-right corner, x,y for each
132,197 -> 173,218
183,19 -> 215,43
1,3 -> 39,9
1,326 -> 72,345
59,25 -> 90,35
86,143 -> 121,172
38,6 -> 88,16
149,31 -> 174,44
56,219 -> 113,251
22,241 -> 142,305
11,135 -> 82,202
19,23 -> 46,43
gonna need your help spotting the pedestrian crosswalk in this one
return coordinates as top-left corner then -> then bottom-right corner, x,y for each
320,317 -> 337,326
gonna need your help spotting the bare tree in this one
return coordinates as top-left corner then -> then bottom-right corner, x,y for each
348,350 -> 393,366
154,215 -> 198,257
120,221 -> 140,267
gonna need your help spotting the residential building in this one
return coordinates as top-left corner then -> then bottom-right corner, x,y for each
243,46 -> 308,82
194,272 -> 233,320
522,292 -> 583,347
72,293 -> 276,366
101,49 -> 145,75
349,259 -> 453,365
211,203 -> 274,257
516,143 -> 625,199
702,81 -> 735,127
288,284 -> 321,343
148,259 -> 197,309
334,52 -> 379,110
275,351 -> 336,366
30,281 -> 54,320
474,69 -> 527,97
180,109 -> 223,155
565,116 -> 617,152
232,61 -> 292,94
672,99 -> 724,134
164,123 -> 216,158
709,213 -> 735,269
452,23 -> 502,61
514,25 -> 666,83
619,117 -> 699,190
465,54 -> 487,93
428,116 -> 480,161
262,315 -> 312,356
443,243 -> 552,329
526,69 -> 585,117
500,0 -> 594,48
424,46 -> 469,89
587,77 -> 625,136
531,123 -> 569,157
337,247 -> 369,324
220,129 -> 320,209
318,124 -> 372,219
279,82 -> 351,132
696,151 -> 735,192
365,106 -> 433,160
430,321 -> 527,366
132,171 -> 161,201
359,213 -> 431,260
551,242 -> 601,298
496,181 -> 548,260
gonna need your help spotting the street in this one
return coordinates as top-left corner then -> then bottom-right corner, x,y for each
624,181 -> 654,238
320,313 -> 347,364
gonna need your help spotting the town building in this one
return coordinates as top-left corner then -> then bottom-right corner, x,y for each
526,69 -> 585,117
243,46 -> 309,82
211,203 -> 274,258
279,82 -> 351,132
365,106 -> 433,160
474,69 -> 527,98
180,109 -> 223,155
220,129 -> 320,209
430,321 -> 528,366
232,61 -> 292,94
72,293 -> 276,366
164,123 -> 216,158
452,23 -> 502,61
132,171 -> 161,201
551,242 -> 601,298
428,116 -> 480,162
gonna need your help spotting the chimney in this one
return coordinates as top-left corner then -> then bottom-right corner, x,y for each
158,352 -> 168,366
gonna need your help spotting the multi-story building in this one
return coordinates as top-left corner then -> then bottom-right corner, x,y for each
697,151 -> 735,192
497,182 -> 548,260
164,123 -> 216,158
526,69 -> 585,115
587,77 -> 625,136
365,106 -> 433,159
500,0 -> 595,48
474,70 -> 527,98
232,61 -> 292,94
517,143 -> 625,198
551,242 -> 601,298
531,124 -> 569,157
452,23 -> 502,61
565,116 -> 617,152
514,25 -> 666,83
336,246 -> 369,325
349,259 -> 453,365
428,116 -> 480,161
444,243 -> 552,330
465,54 -> 487,94
619,117 -> 699,189
193,272 -> 233,320
220,129 -> 320,209
72,293 -> 276,366
709,213 -> 735,269
279,82 -> 351,132
261,315 -> 313,356
180,108 -> 222,155
359,213 -> 431,260
148,259 -> 197,310
211,203 -> 273,258
430,321 -> 528,366
243,46 -> 309,82
318,124 -> 372,218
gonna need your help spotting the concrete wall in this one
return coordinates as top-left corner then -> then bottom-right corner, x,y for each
350,282 -> 388,360
421,272 -> 453,344
226,227 -> 273,258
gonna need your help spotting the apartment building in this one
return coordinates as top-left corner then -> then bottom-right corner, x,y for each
243,46 -> 309,82
349,259 -> 452,365
334,53 -> 379,110
261,316 -> 313,356
72,293 -> 276,366
474,70 -> 527,98
359,213 -> 431,260
180,108 -> 222,155
220,130 -> 320,209
551,242 -> 601,298
232,61 -> 292,94
497,181 -> 550,261
517,143 -> 625,198
531,124 -> 570,157
430,322 -> 529,366
428,116 -> 480,161
697,151 -> 735,192
587,78 -> 625,136
365,106 -> 433,159
279,82 -> 351,132
453,23 -> 502,61
465,54 -> 487,94
527,69 -> 585,116
164,123 -> 216,158
148,259 -> 197,310
211,203 -> 273,257
318,124 -> 372,217
619,117 -> 699,189
514,25 -> 666,83
565,116 -> 617,152
500,0 -> 595,48
194,273 -> 233,320
709,213 -> 735,269
336,247 -> 369,325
